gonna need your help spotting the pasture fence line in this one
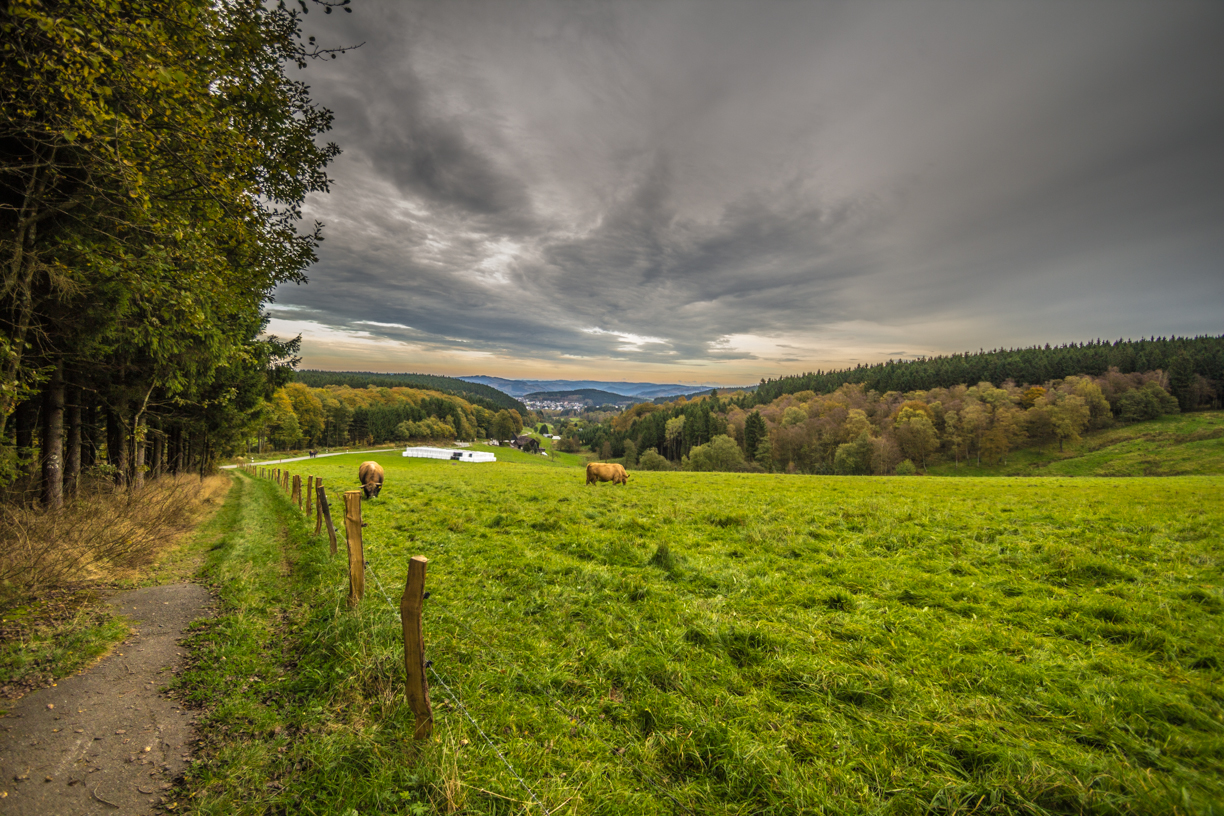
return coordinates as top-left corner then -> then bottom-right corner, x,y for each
240,460 -> 557,813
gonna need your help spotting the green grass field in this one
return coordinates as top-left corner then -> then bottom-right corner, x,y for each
929,411 -> 1224,477
182,451 -> 1224,815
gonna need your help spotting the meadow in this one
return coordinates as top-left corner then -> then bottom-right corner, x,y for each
183,452 -> 1223,815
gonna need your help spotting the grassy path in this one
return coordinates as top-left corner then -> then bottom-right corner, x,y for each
175,471 -> 446,815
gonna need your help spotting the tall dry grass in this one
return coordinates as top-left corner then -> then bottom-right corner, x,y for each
0,472 -> 230,609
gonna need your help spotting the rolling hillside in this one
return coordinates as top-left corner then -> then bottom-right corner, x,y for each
292,370 -> 527,414
929,410 -> 1224,476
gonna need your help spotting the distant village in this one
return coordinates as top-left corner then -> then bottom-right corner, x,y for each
521,396 -> 595,412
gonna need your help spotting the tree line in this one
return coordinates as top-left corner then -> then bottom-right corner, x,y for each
752,336 -> 1224,411
258,383 -> 525,451
1,0 -> 344,506
583,364 -> 1197,475
292,369 -> 527,415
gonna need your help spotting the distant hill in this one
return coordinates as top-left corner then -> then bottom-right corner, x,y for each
522,389 -> 641,406
459,376 -> 732,399
754,335 -> 1224,408
292,370 -> 527,414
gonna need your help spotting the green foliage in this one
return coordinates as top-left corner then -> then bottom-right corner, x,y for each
754,335 -> 1224,406
753,438 -> 773,471
685,435 -> 746,472
0,0 -> 341,473
743,410 -> 766,459
895,459 -> 917,475
1117,381 -> 1180,422
929,411 -> 1224,477
636,447 -> 673,471
833,431 -> 874,475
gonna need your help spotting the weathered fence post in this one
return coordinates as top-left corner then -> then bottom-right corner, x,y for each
343,490 -> 365,606
292,474 -> 301,508
306,475 -> 314,520
318,484 -> 337,554
315,478 -> 326,536
401,556 -> 433,739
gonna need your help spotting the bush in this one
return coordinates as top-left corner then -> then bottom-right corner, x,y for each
686,435 -> 746,472
895,459 -> 917,475
636,448 -> 674,471
1115,382 -> 1180,422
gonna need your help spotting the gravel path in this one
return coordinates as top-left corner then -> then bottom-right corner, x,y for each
0,583 -> 212,815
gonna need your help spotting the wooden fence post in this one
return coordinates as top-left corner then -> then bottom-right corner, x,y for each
401,556 -> 433,739
306,475 -> 314,520
343,490 -> 364,606
315,479 -> 326,537
292,474 -> 301,508
320,485 -> 337,555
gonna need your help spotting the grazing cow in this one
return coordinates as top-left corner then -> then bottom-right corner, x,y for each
586,462 -> 629,486
358,461 -> 384,499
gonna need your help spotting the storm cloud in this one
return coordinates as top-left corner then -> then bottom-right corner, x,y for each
271,1 -> 1224,383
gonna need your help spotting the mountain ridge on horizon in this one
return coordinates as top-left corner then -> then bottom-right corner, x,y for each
457,375 -> 744,400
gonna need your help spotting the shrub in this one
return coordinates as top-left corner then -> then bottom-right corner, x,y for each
1115,382 -> 1180,422
636,448 -> 674,471
895,459 -> 917,475
686,435 -> 745,472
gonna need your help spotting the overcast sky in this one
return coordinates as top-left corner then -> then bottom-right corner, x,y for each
269,0 -> 1224,385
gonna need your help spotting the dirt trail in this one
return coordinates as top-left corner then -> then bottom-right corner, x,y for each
0,583 -> 211,815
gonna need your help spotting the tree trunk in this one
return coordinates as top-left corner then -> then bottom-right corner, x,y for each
64,384 -> 81,495
14,398 -> 37,482
151,419 -> 164,480
0,155 -> 50,442
169,425 -> 181,474
40,361 -> 64,510
107,407 -> 128,487
132,412 -> 147,491
82,402 -> 99,468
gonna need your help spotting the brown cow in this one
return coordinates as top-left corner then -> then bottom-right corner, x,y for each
358,461 -> 385,499
586,462 -> 629,486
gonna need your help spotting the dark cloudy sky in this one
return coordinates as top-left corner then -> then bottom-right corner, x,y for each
270,1 -> 1224,385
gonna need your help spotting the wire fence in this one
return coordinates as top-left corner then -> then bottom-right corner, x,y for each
242,462 -> 697,816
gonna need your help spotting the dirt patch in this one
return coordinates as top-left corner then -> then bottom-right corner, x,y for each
0,583 -> 212,815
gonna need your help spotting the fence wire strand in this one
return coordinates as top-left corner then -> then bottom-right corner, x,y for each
363,549 -> 551,815
275,472 -> 693,816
